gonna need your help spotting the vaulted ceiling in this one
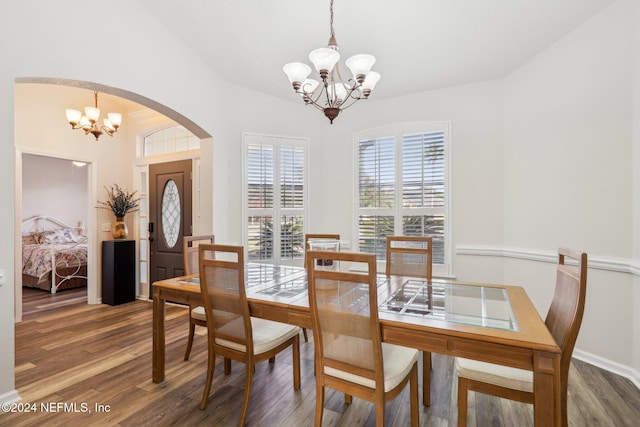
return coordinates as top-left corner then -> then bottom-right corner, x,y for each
139,0 -> 614,102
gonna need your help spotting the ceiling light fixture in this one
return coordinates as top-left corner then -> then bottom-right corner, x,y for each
283,0 -> 380,124
65,91 -> 122,141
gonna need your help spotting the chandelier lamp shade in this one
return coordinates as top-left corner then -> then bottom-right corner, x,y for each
65,91 -> 122,141
283,0 -> 380,124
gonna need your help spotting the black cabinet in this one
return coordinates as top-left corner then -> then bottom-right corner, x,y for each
102,240 -> 136,305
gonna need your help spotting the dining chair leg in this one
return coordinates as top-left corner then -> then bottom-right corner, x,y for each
200,349 -> 216,410
422,351 -> 431,406
344,394 -> 352,404
269,356 -> 275,364
238,363 -> 253,427
560,380 -> 569,427
302,328 -> 309,342
457,376 -> 469,427
224,357 -> 232,375
292,335 -> 301,389
410,364 -> 419,427
314,384 -> 325,427
375,399 -> 385,427
184,319 -> 196,361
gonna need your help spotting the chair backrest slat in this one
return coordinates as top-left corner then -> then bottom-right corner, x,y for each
198,244 -> 251,351
307,250 -> 382,384
545,248 -> 587,373
183,235 -> 215,275
386,236 -> 433,281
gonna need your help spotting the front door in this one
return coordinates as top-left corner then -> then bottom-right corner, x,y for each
149,160 -> 192,296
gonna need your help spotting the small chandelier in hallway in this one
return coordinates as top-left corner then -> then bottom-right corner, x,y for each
65,91 -> 122,141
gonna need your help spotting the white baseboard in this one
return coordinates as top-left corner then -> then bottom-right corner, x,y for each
0,389 -> 21,404
573,349 -> 640,390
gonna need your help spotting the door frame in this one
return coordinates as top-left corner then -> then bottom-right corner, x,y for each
135,153 -> 201,300
14,147 -> 98,322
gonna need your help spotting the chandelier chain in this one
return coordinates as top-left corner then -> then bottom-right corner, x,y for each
329,0 -> 335,38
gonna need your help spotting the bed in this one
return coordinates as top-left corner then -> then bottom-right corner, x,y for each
21,215 -> 88,293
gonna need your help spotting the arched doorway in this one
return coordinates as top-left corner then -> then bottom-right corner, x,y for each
14,78 -> 212,322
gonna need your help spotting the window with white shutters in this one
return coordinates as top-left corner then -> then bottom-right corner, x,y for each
244,133 -> 308,263
355,122 -> 450,274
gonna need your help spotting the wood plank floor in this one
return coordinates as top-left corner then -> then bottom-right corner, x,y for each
3,288 -> 639,426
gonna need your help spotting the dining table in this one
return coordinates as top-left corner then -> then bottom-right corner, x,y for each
152,263 -> 561,427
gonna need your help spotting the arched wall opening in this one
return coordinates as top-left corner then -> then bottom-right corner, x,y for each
14,77 -> 213,321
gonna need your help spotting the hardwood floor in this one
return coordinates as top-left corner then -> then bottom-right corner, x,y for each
3,289 -> 639,426
21,286 -> 87,320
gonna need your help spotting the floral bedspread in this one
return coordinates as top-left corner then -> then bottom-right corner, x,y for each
22,243 -> 88,279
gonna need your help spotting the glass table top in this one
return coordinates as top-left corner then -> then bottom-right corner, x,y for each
177,265 -> 518,331
179,263 -> 306,288
379,279 -> 519,331
257,275 -> 308,298
256,273 -> 390,299
245,263 -> 305,287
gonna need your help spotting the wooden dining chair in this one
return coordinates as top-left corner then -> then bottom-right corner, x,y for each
456,248 -> 587,427
182,234 -> 215,361
198,244 -> 301,425
385,235 -> 433,406
304,233 -> 341,266
306,249 -> 419,427
302,233 -> 340,342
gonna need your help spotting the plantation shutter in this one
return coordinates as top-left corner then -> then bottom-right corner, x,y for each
401,130 -> 446,264
245,134 -> 307,263
357,135 -> 395,258
247,140 -> 275,260
280,145 -> 305,260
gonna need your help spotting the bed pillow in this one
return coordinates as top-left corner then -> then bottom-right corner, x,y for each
44,228 -> 80,244
22,234 -> 37,245
33,232 -> 48,244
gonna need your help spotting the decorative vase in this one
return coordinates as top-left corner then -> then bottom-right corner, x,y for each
112,216 -> 128,239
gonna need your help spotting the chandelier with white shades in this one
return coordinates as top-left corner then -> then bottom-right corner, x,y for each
283,0 -> 380,124
65,91 -> 122,141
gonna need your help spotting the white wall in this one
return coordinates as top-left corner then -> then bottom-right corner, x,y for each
502,0 -> 638,376
22,154 -> 88,228
503,1 -> 632,257
0,67 -> 15,404
632,0 -> 640,378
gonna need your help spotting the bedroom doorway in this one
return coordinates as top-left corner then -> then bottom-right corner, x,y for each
148,159 -> 193,296
20,154 -> 90,317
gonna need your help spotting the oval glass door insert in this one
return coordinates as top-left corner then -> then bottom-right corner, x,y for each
161,179 -> 181,248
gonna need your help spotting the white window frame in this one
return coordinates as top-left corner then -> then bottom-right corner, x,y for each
353,121 -> 452,277
242,132 -> 309,265
140,125 -> 200,158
